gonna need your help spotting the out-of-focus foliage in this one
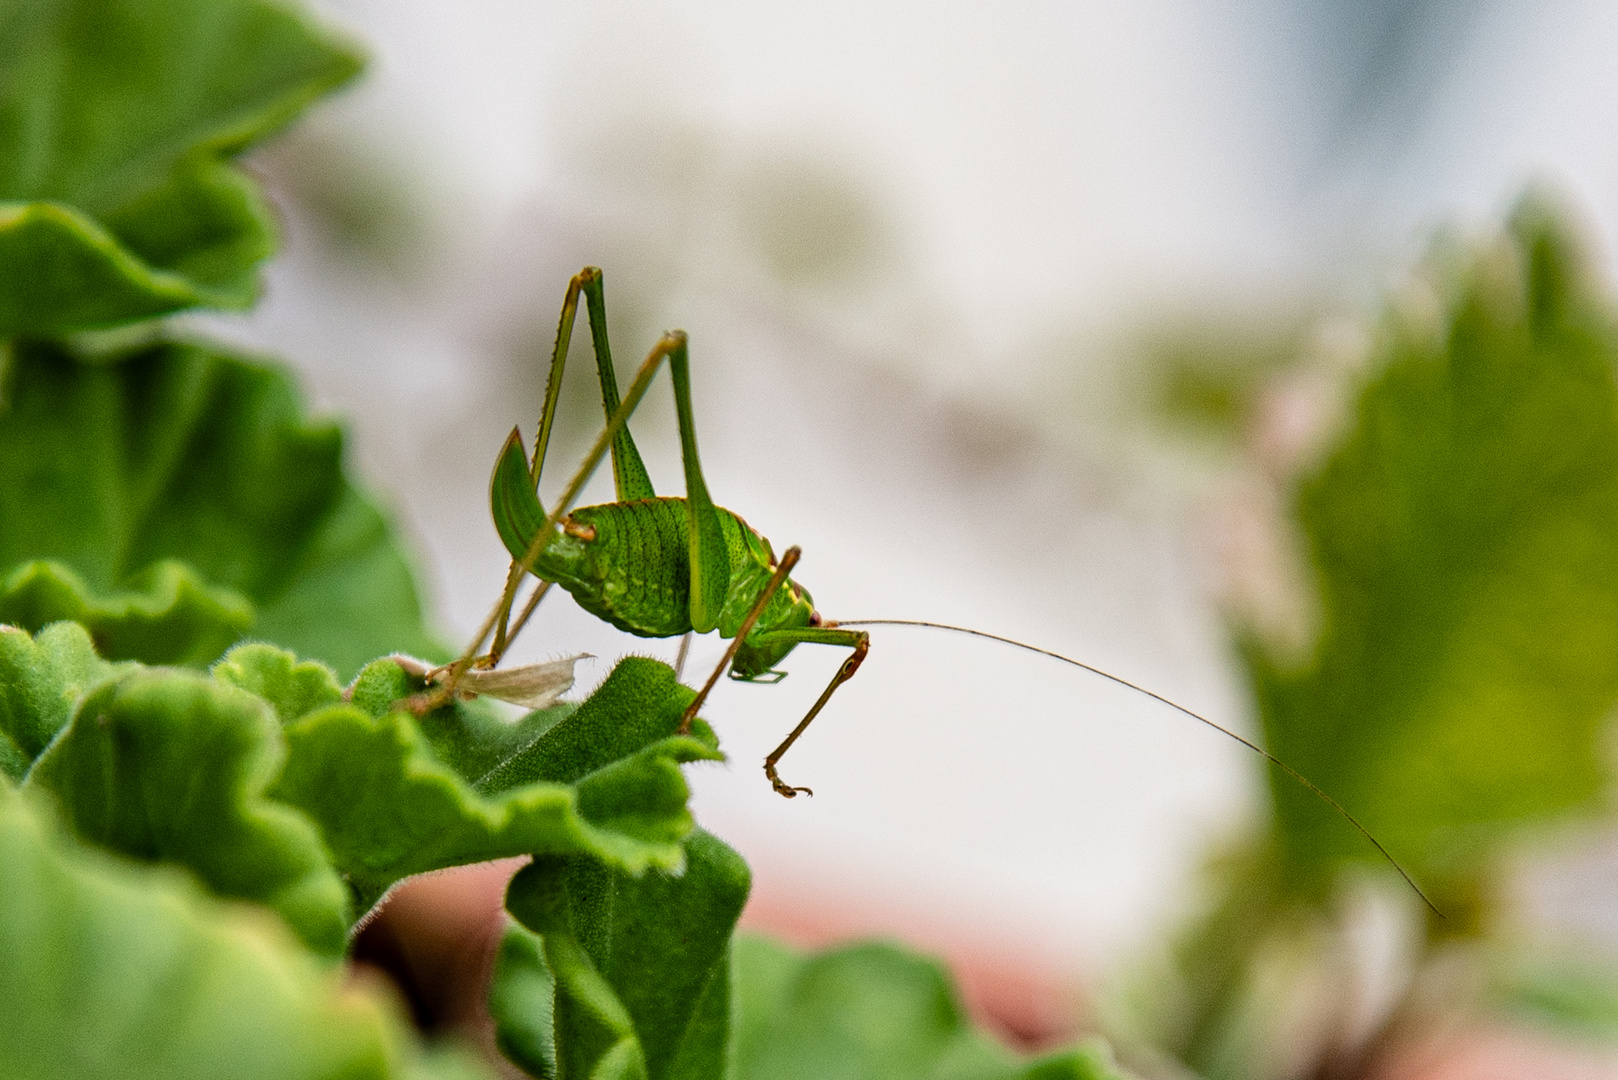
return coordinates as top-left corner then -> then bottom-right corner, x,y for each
1248,200 -> 1618,904
502,829 -> 751,1080
492,898 -> 1136,1080
490,925 -> 559,1078
27,662 -> 353,954
0,338 -> 440,678
1116,197 -> 1618,1080
1140,307 -> 1318,440
0,620 -> 125,778
1493,953 -> 1618,1043
0,0 -> 361,334
0,784 -> 490,1080
730,936 -> 1130,1080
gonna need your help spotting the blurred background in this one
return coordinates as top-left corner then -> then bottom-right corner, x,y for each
202,0 -> 1618,1059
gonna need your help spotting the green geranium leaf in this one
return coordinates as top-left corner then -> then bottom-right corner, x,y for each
0,785 -> 490,1080
249,485 -> 446,680
0,337 -> 440,677
344,653 -> 575,781
271,656 -> 722,910
0,0 -> 363,334
490,923 -> 559,1079
25,665 -> 351,954
0,620 -> 126,778
1245,199 -> 1618,896
503,829 -> 751,1080
731,937 -> 1130,1080
1,559 -> 251,666
212,642 -> 343,724
1494,953 -> 1618,1044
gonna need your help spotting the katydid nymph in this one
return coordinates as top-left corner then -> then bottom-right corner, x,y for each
426,266 -> 1436,912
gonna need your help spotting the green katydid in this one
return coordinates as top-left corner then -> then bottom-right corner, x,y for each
425,266 -> 1436,912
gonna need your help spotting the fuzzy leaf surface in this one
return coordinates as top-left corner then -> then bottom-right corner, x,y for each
730,936 -> 1131,1080
0,785 -> 488,1080
1246,202 -> 1618,894
25,665 -> 350,954
0,338 -> 439,677
0,620 -> 125,778
503,829 -> 752,1080
211,642 -> 344,725
0,0 -> 362,333
490,923 -> 559,1079
0,559 -> 251,666
271,656 -> 721,910
343,653 -> 575,781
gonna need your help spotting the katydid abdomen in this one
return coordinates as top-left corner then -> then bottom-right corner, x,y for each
531,496 -> 816,669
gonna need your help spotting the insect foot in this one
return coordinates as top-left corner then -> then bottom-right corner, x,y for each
765,762 -> 813,798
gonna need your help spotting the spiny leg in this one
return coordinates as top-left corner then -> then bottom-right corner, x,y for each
673,632 -> 693,682
426,332 -> 682,710
490,270 -> 588,662
662,332 -> 731,634
578,268 -> 656,502
745,624 -> 870,797
517,286 -> 731,641
494,267 -> 660,663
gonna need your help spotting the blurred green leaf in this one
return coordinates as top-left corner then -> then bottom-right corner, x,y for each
503,829 -> 751,1080
25,664 -> 351,954
731,936 -> 1131,1080
1139,306 -> 1315,440
490,923 -> 558,1079
1245,199 -> 1618,899
0,784 -> 490,1079
1,559 -> 251,665
1494,953 -> 1618,1044
0,620 -> 125,779
0,338 -> 440,677
0,0 -> 362,334
212,641 -> 343,725
271,656 -> 722,910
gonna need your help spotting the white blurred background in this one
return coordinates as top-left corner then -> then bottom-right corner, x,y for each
207,0 -> 1618,1006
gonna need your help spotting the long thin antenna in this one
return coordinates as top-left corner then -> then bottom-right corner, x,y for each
833,617 -> 1440,916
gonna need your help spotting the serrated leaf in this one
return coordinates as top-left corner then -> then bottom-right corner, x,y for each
503,829 -> 751,1080
730,936 -> 1131,1080
0,337 -> 440,677
25,666 -> 351,954
0,785 -> 491,1080
1246,199 -> 1618,894
212,642 -> 343,724
474,655 -> 714,794
0,620 -> 126,779
271,657 -> 722,910
0,0 -> 363,334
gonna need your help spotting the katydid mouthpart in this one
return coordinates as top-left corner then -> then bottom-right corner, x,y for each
422,266 -> 1436,914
